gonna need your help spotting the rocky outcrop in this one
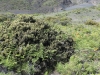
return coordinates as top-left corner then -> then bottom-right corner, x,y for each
62,0 -> 72,5
0,65 -> 8,73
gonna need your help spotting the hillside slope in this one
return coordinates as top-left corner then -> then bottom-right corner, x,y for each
0,0 -> 72,14
0,3 -> 100,75
0,0 -> 100,14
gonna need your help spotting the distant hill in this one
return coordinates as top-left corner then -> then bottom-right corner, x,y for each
0,0 -> 72,14
0,0 -> 100,14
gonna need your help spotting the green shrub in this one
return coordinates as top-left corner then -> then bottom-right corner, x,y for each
0,15 -> 7,22
56,49 -> 100,75
44,15 -> 72,26
0,14 -> 15,22
95,5 -> 100,11
0,72 -> 13,75
0,16 -> 74,75
57,55 -> 97,75
85,20 -> 99,26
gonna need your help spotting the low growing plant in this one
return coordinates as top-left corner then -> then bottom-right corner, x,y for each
85,20 -> 99,26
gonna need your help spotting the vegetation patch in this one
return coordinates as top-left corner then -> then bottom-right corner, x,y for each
56,50 -> 100,75
0,15 -> 74,75
85,20 -> 99,26
43,14 -> 72,26
0,4 -> 100,75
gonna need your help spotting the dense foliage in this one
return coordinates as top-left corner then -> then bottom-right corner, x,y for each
57,50 -> 100,75
85,20 -> 99,26
0,15 -> 74,75
0,4 -> 100,75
